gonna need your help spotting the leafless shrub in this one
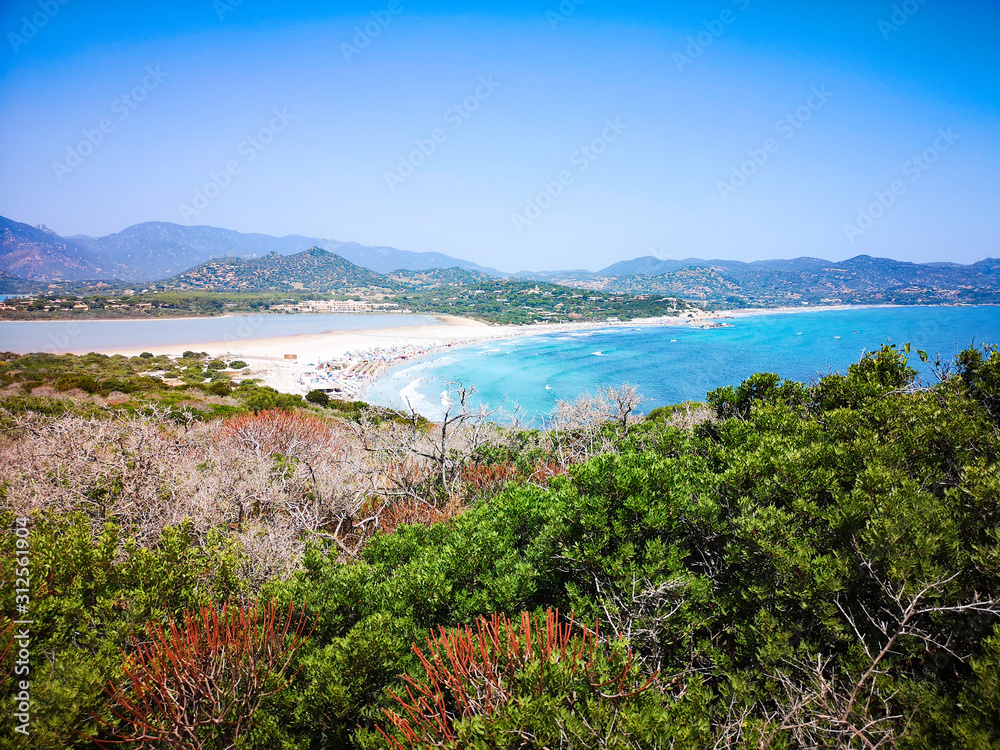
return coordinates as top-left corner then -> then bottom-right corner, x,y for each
0,393 -> 508,575
549,384 -> 644,465
664,402 -> 715,431
591,575 -> 690,676
0,408 -> 357,581
351,383 -> 505,501
0,383 -> 668,580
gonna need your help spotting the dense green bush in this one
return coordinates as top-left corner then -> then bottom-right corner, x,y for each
306,389 -> 331,407
236,382 -> 306,412
206,379 -> 233,396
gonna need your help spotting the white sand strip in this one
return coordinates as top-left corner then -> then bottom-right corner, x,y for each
102,311 -> 738,397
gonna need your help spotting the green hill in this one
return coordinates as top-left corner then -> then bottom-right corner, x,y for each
388,266 -> 494,286
160,247 -> 397,293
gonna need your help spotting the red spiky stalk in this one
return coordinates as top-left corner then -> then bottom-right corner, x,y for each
377,609 -> 657,749
97,599 -> 311,749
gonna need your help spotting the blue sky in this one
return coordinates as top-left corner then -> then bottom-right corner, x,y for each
1,0 -> 997,272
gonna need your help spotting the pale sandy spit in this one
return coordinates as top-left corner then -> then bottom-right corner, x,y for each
87,311 -> 719,397
61,306 -> 870,397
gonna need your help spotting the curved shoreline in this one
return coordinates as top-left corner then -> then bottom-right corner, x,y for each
2,304 -> 987,399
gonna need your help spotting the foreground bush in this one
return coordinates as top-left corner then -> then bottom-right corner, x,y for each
98,600 -> 311,749
376,609 -> 660,749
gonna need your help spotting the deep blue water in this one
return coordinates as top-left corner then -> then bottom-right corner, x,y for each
367,307 -> 1000,422
0,313 -> 438,354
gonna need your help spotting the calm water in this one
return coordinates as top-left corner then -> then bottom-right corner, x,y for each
0,314 -> 438,354
367,306 -> 1000,422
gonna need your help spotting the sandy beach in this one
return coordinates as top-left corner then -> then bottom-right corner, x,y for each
99,315 -> 499,397
82,303 -> 941,399
98,309 -> 735,398
10,303 -> 950,398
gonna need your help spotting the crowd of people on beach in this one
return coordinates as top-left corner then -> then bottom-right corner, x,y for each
291,340 -> 475,398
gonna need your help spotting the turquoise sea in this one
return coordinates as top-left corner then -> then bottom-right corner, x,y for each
367,306 -> 1000,422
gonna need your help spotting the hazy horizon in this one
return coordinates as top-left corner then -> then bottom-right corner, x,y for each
2,0 -> 997,272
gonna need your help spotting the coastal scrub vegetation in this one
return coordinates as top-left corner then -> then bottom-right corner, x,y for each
1,344 -> 999,748
0,292 -> 337,320
0,351 -> 380,424
2,273 -> 695,325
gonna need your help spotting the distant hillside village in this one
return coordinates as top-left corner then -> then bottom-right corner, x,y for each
271,300 -> 406,314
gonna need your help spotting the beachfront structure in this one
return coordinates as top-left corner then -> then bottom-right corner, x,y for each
272,300 -> 403,314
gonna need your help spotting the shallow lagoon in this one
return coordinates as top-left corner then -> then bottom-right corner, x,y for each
0,313 -> 438,354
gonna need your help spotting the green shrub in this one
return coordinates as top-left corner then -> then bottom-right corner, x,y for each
646,400 -> 706,421
955,343 -> 1000,421
207,380 -> 233,396
306,390 -> 330,407
236,383 -> 305,412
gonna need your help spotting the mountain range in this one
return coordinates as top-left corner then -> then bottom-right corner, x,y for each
0,215 -> 500,283
0,217 -> 130,282
542,255 -> 1000,306
3,214 -> 998,307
